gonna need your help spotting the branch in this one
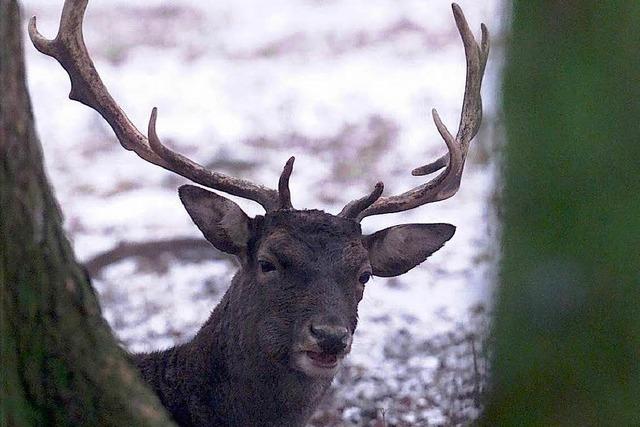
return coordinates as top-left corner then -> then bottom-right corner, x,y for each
84,237 -> 230,277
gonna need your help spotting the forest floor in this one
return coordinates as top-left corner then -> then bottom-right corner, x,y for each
23,0 -> 503,424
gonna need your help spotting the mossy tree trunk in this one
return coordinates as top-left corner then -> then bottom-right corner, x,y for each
483,1 -> 640,425
0,1 -> 174,425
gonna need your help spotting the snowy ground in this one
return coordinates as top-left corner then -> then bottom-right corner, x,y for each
23,0 -> 505,424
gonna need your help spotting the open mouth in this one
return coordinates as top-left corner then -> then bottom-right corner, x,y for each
305,351 -> 339,369
293,350 -> 343,377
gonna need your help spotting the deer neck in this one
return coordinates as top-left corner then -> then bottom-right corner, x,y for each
186,270 -> 331,426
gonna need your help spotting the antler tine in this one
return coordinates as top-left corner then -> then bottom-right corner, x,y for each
29,0 -> 280,212
146,109 -> 278,209
338,182 -> 384,219
277,157 -> 295,210
349,3 -> 489,222
412,8 -> 489,178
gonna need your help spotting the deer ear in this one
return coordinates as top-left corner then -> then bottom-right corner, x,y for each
178,185 -> 251,256
363,223 -> 456,277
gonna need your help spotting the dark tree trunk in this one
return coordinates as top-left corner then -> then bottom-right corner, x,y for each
0,1 -> 174,425
483,1 -> 640,425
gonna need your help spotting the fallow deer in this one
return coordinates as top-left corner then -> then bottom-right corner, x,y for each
29,1 -> 489,425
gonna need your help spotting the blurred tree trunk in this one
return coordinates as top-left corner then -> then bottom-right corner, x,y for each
0,1 -> 174,425
483,1 -> 640,425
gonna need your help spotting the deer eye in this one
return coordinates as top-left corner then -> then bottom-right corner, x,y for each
358,272 -> 371,285
258,260 -> 276,273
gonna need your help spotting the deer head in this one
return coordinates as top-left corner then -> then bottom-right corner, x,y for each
179,184 -> 457,377
29,0 -> 488,384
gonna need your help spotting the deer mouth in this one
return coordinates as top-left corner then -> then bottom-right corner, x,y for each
292,350 -> 343,378
305,351 -> 339,369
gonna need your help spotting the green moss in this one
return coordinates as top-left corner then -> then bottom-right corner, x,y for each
483,1 -> 640,425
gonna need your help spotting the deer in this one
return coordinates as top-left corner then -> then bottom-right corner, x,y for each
29,1 -> 488,425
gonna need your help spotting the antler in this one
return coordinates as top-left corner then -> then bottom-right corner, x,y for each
341,3 -> 489,222
28,0 -> 288,212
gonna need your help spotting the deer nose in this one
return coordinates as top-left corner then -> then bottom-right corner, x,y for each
309,323 -> 351,355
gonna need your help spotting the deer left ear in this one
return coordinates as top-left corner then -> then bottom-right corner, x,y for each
363,223 -> 456,277
179,185 -> 251,256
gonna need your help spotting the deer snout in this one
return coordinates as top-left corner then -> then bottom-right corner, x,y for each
291,321 -> 352,377
309,323 -> 351,355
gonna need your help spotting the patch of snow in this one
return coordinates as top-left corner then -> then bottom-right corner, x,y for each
23,0 -> 505,423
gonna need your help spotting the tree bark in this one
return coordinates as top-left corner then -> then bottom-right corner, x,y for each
0,0 -> 174,424
483,1 -> 640,425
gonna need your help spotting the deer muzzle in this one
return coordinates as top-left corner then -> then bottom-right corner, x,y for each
291,321 -> 353,378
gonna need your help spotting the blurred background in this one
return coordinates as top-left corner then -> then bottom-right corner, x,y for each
21,0 -> 504,424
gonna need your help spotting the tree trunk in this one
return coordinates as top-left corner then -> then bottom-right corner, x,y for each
0,1 -> 174,425
483,1 -> 640,425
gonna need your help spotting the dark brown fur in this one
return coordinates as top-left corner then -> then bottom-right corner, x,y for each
135,211 -> 363,426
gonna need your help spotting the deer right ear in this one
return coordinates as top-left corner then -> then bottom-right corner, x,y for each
363,223 -> 456,277
178,185 -> 251,256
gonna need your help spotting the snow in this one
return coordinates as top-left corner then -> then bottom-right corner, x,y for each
22,0 -> 505,424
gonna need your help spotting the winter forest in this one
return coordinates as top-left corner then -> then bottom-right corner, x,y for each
2,0 -> 638,425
